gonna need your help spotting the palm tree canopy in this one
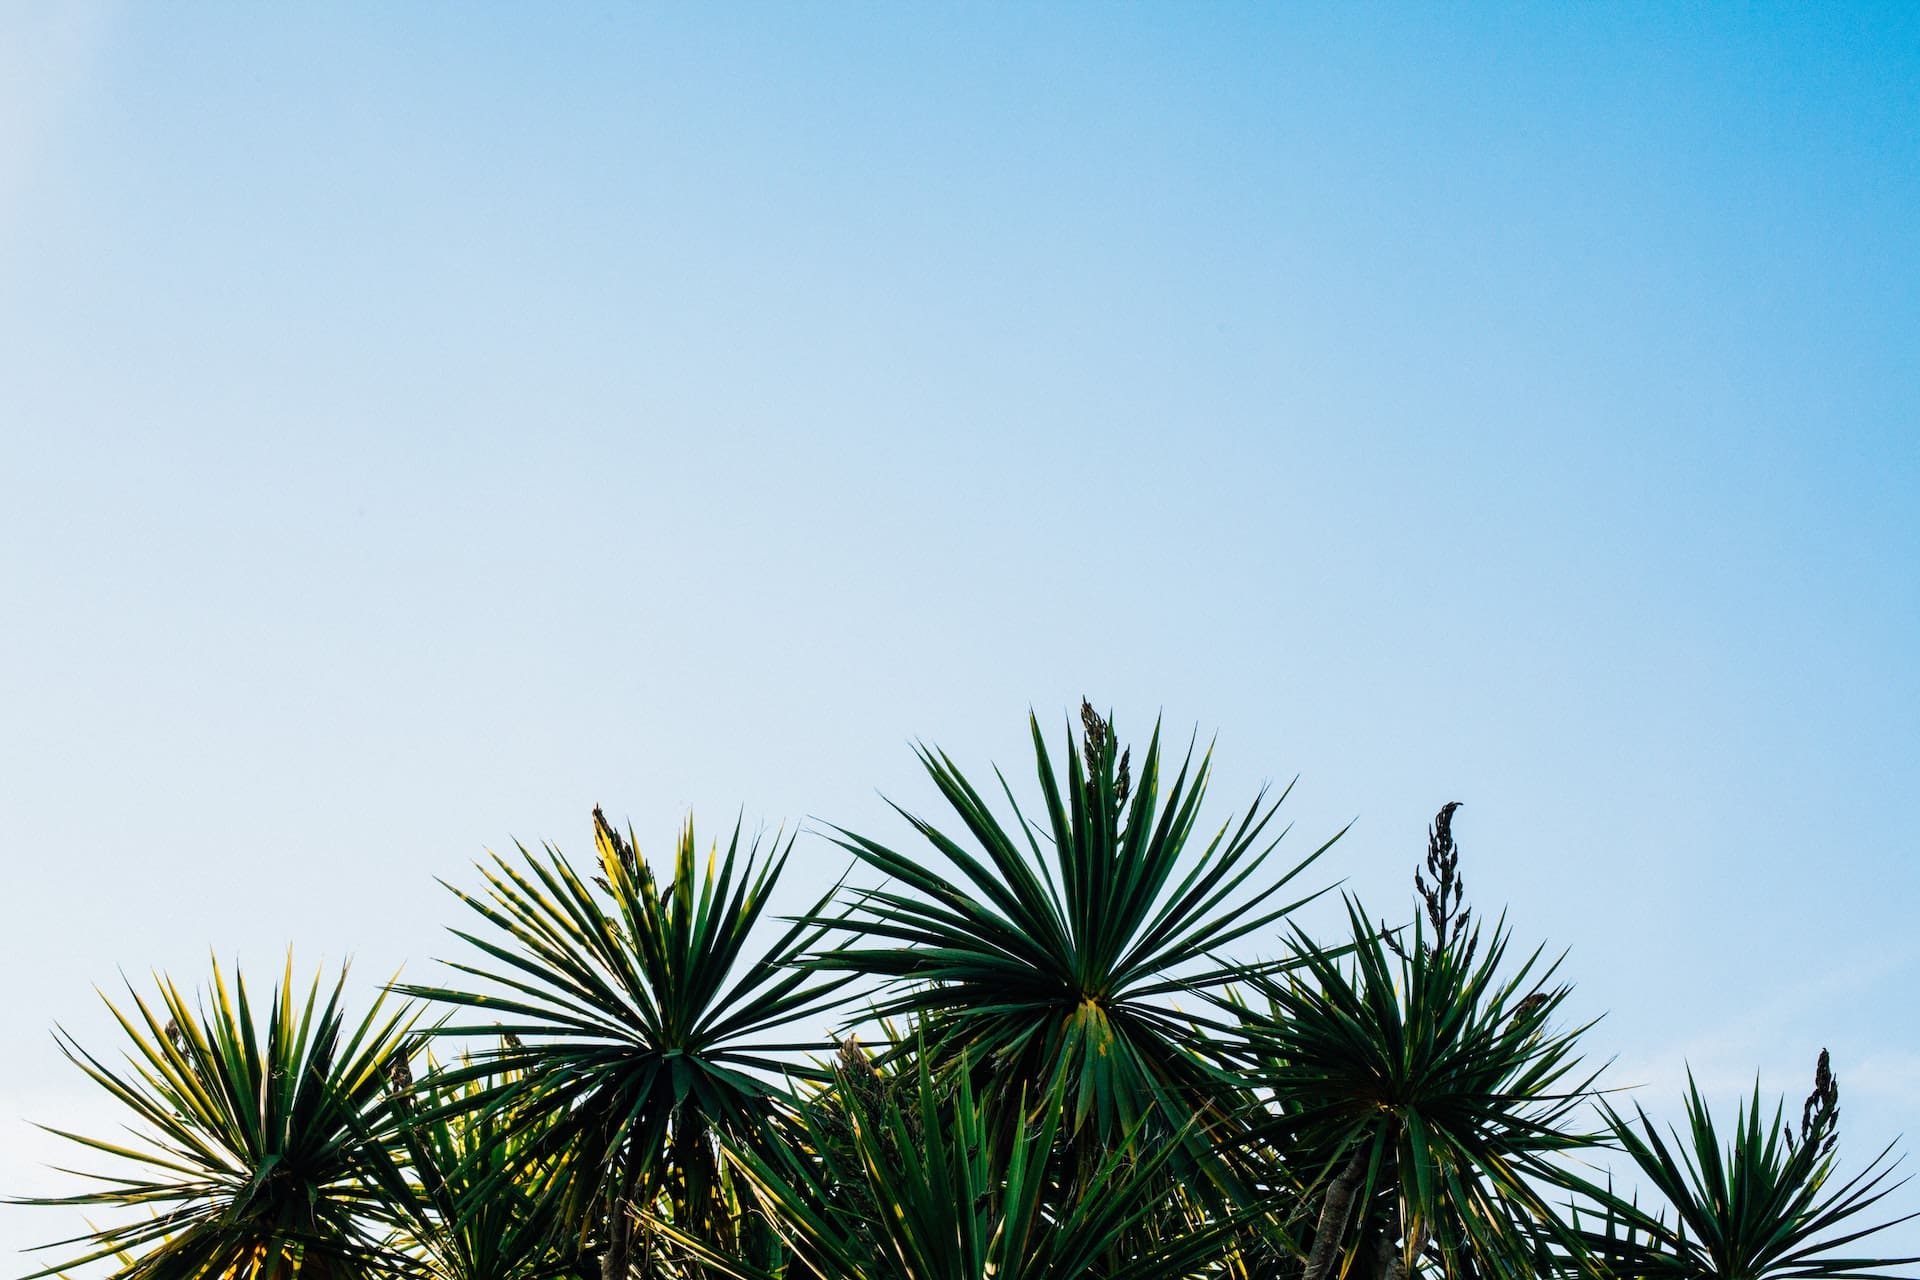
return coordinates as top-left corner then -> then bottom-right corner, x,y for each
386,1050 -> 581,1280
652,1050 -> 1240,1280
14,958 -> 419,1280
814,705 -> 1343,1141
1571,1054 -> 1919,1280
1230,897 -> 1601,1280
400,809 -> 852,1252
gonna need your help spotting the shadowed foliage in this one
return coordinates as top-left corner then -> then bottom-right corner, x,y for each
650,1050 -> 1240,1280
384,1047 -> 582,1280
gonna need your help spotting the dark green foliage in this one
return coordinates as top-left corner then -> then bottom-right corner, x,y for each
1571,1054 -> 1918,1280
398,811 -> 851,1277
1229,885 -> 1601,1280
385,1049 -> 583,1280
15,960 -> 419,1280
813,705 -> 1343,1142
13,709 -> 1917,1280
652,1052 -> 1240,1280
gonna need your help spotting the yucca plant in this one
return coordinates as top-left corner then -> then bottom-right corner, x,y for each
650,1048 -> 1241,1280
1228,807 -> 1601,1280
1570,1052 -> 1918,1280
401,808 -> 851,1280
14,958 -> 420,1280
815,703 -> 1342,1151
384,1046 -> 582,1280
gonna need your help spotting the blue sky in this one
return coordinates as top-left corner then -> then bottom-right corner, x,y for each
2,2 -> 1917,1263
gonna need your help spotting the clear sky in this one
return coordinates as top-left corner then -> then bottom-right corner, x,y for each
3,1 -> 1917,1264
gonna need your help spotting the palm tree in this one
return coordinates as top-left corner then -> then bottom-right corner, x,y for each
814,703 -> 1343,1154
15,958 -> 419,1280
650,1048 -> 1241,1280
401,808 -> 851,1280
22,710 -> 1920,1280
1571,1051 -> 1919,1280
384,1046 -> 583,1280
1227,807 -> 1600,1280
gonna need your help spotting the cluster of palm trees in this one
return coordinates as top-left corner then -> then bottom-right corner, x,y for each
17,706 -> 1917,1280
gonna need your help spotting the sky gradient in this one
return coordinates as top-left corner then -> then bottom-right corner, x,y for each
2,3 -> 1917,1264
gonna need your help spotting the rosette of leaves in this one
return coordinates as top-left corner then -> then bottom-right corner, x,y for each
815,704 -> 1342,1150
1570,1052 -> 1918,1280
1229,887 -> 1600,1280
402,809 -> 851,1280
15,958 -> 419,1280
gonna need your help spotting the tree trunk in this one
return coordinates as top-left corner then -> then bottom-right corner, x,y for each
600,1218 -> 630,1280
1304,1145 -> 1371,1280
602,1154 -> 641,1280
1376,1216 -> 1430,1280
